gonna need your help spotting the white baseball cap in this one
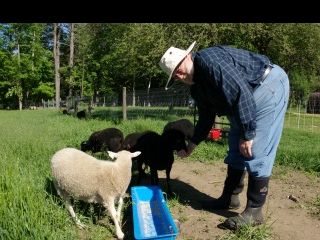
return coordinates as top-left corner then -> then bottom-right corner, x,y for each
159,41 -> 196,90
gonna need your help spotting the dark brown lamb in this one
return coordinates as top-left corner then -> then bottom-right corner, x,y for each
163,118 -> 194,141
130,129 -> 187,195
81,127 -> 124,153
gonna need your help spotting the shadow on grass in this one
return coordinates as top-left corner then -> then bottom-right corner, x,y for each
44,177 -> 60,203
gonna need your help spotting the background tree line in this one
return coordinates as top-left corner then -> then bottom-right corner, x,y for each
1,23 -> 320,110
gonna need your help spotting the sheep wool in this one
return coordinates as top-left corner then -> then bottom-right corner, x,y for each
51,147 -> 140,240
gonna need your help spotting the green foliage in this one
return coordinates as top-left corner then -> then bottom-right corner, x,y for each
0,23 -> 53,108
1,23 -> 320,109
216,23 -> 276,54
290,70 -> 313,104
32,82 -> 55,100
5,84 -> 22,100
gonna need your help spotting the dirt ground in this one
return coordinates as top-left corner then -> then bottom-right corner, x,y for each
140,160 -> 320,240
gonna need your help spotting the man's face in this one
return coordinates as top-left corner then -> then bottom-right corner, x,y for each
172,54 -> 194,85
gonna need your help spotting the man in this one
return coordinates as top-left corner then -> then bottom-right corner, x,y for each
159,41 -> 290,230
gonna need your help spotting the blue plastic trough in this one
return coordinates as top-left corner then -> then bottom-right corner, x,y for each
131,186 -> 179,240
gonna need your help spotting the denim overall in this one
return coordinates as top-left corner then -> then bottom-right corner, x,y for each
225,64 -> 290,177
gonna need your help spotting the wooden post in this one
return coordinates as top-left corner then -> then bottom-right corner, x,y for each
123,87 -> 127,120
132,83 -> 136,107
214,115 -> 221,129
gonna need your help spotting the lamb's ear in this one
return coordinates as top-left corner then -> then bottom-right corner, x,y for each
132,151 -> 141,158
108,151 -> 118,159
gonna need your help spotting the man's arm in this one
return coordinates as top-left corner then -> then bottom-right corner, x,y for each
191,104 -> 216,145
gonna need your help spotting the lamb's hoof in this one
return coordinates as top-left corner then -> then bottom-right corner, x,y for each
174,219 -> 181,232
117,232 -> 124,239
140,171 -> 148,178
76,222 -> 86,229
167,190 -> 176,198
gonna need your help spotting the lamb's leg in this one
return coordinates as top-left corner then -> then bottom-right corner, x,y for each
65,198 -> 85,229
137,159 -> 144,184
166,168 -> 173,195
56,186 -> 85,229
116,196 -> 124,223
150,168 -> 159,185
104,197 -> 124,240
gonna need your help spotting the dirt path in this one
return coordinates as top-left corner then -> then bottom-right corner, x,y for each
154,160 -> 320,240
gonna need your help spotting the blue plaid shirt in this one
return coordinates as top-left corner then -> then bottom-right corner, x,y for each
190,45 -> 271,144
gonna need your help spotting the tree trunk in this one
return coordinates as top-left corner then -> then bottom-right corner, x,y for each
81,57 -> 84,98
54,23 -> 61,109
32,31 -> 35,72
132,81 -> 136,107
68,23 -> 75,97
17,43 -> 23,110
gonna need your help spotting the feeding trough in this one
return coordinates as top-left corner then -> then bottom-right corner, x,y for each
131,186 -> 179,240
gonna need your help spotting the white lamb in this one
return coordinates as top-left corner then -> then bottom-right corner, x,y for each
50,147 -> 141,240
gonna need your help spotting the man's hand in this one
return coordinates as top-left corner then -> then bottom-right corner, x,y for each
239,139 -> 253,158
177,141 -> 197,158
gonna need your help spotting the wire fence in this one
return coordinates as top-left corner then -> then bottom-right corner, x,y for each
286,101 -> 320,133
60,86 -> 320,133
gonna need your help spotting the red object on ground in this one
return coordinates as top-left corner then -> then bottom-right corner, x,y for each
209,128 -> 222,140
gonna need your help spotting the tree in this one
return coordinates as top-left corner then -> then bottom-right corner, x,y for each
68,23 -> 75,97
53,23 -> 61,108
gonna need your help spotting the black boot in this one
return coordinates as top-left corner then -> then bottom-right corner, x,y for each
221,175 -> 270,230
201,166 -> 246,210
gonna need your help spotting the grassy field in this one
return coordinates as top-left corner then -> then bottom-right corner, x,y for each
0,109 -> 319,239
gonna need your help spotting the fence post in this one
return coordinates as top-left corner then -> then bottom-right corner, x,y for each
123,87 -> 127,120
287,105 -> 291,127
214,115 -> 221,129
133,86 -> 136,107
297,100 -> 301,129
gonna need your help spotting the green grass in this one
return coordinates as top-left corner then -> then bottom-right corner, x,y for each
276,128 -> 320,173
285,110 -> 320,133
0,108 -> 319,239
217,223 -> 273,240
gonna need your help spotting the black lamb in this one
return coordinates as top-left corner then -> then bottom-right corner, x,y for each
122,132 -> 146,151
76,110 -> 86,119
131,129 -> 187,195
163,118 -> 194,141
80,127 -> 124,153
122,131 -> 152,175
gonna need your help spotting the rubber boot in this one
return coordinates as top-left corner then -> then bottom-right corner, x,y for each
201,166 -> 246,210
221,175 -> 270,230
